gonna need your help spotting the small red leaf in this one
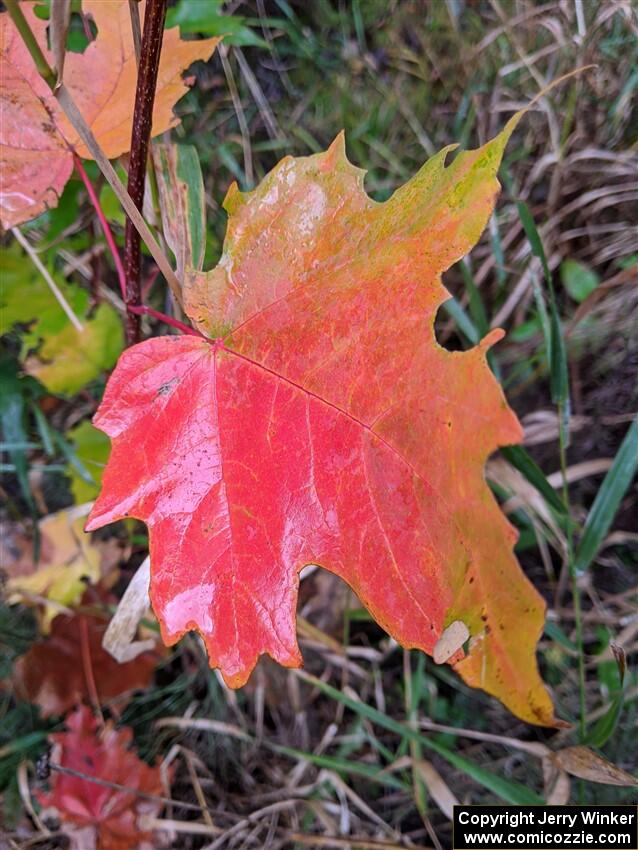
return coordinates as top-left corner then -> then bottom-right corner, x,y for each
38,706 -> 164,850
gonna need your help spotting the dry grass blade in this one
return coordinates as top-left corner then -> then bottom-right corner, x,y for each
102,556 -> 154,663
286,835 -> 433,850
49,0 -> 71,85
201,800 -> 304,850
552,747 -> 638,787
414,760 -> 459,820
128,0 -> 142,66
542,758 -> 571,804
54,85 -> 180,299
11,227 -> 83,333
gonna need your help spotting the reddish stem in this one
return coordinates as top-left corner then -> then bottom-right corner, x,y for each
79,615 -> 104,726
124,0 -> 168,345
75,154 -> 206,340
128,304 -> 208,338
74,153 -> 127,301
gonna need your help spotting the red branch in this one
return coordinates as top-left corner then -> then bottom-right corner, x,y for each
123,0 -> 168,345
75,153 -> 207,340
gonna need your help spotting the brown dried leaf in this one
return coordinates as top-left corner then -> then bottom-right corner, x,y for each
552,746 -> 638,787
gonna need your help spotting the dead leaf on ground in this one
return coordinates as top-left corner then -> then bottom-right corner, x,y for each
551,746 -> 638,787
3,504 -> 124,630
12,586 -> 162,717
37,705 -> 165,850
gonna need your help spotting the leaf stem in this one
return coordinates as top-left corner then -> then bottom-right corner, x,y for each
79,615 -> 104,727
73,154 -> 202,339
73,154 -> 127,302
128,304 -> 207,338
124,0 -> 168,346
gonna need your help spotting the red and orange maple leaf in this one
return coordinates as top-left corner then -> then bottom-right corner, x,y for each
87,117 -> 559,726
38,706 -> 164,850
0,0 -> 218,227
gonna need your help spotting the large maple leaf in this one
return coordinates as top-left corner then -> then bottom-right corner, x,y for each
87,118 -> 560,726
0,0 -> 218,227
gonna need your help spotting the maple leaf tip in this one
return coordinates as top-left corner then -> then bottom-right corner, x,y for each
479,327 -> 506,350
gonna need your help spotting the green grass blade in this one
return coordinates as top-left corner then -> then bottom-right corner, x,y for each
585,690 -> 625,749
52,430 -> 95,485
442,296 -> 480,345
574,416 -> 638,574
501,445 -> 567,515
297,671 -> 543,804
458,259 -> 489,337
273,744 -> 409,791
517,201 -> 569,410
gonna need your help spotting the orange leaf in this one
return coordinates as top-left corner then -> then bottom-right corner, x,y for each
87,118 -> 560,726
0,0 -> 218,227
38,705 -> 164,850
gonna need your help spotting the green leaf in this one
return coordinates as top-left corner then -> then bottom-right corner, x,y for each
501,445 -> 567,515
560,259 -> 599,303
65,420 -> 110,502
0,242 -> 87,342
154,143 -> 206,281
585,690 -> 625,749
1,243 -> 123,395
574,416 -> 638,574
166,0 -> 268,47
544,620 -> 578,652
26,303 -> 124,396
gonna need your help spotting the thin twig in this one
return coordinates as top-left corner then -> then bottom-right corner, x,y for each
73,153 -> 127,301
128,304 -> 206,338
124,0 -> 168,345
47,762 -> 208,815
219,43 -> 254,187
11,227 -> 84,333
128,0 -> 142,66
